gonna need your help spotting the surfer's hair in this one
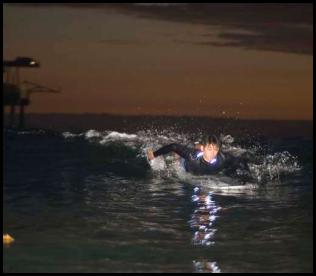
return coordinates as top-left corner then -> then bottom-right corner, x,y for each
201,135 -> 221,150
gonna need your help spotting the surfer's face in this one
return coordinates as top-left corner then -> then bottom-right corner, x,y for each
202,143 -> 219,161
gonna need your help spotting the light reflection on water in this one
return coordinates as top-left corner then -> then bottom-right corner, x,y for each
190,187 -> 221,273
4,166 -> 313,273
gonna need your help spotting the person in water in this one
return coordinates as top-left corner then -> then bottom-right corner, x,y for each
147,135 -> 226,175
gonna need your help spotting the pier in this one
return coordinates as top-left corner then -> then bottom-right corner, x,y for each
3,57 -> 60,129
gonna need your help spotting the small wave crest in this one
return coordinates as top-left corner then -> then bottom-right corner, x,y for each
61,129 -> 302,184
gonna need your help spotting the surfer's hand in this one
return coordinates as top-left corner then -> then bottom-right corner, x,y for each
174,153 -> 181,160
194,143 -> 203,151
147,149 -> 155,161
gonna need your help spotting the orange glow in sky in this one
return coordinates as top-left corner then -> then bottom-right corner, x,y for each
3,4 -> 313,120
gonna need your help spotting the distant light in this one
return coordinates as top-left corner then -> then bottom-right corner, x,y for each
30,61 -> 36,65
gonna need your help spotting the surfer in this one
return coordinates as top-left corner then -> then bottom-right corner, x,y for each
147,135 -> 250,177
147,135 -> 226,175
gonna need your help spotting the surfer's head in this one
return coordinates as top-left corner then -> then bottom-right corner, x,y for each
201,135 -> 221,150
200,135 -> 221,161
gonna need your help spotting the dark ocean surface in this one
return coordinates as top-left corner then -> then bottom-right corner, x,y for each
3,114 -> 313,272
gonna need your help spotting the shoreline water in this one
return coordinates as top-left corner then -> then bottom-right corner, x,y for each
3,113 -> 313,273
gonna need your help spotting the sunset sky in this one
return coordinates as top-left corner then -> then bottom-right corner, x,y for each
3,3 -> 313,120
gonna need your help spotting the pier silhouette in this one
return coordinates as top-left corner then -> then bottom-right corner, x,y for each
3,57 -> 60,129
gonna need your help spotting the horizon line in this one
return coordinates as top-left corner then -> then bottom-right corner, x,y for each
19,112 -> 313,122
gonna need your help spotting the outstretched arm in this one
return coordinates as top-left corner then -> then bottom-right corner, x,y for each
148,143 -> 192,160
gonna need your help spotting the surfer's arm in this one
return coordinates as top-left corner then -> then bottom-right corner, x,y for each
153,143 -> 192,160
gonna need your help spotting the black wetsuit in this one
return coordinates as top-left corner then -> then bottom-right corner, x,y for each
153,143 -> 227,175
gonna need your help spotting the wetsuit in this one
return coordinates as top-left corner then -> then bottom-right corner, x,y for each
153,143 -> 226,175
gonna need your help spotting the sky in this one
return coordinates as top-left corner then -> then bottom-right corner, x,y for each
3,3 -> 313,120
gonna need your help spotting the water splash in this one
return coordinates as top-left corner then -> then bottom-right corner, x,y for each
62,130 -> 302,184
248,151 -> 301,183
193,260 -> 221,273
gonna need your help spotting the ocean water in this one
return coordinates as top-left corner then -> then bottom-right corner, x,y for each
3,115 -> 313,273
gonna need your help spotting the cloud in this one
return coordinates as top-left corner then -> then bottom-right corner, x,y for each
191,25 -> 313,55
7,3 -> 313,55
107,3 -> 313,56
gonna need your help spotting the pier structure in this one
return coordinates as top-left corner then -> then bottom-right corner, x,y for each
3,57 -> 60,129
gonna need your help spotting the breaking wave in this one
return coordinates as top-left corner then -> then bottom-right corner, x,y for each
61,129 -> 302,185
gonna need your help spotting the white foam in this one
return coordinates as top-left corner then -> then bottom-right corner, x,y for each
148,156 -> 167,171
223,146 -> 247,157
106,131 -> 138,140
62,131 -> 83,138
85,129 -> 102,139
98,131 -> 138,145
